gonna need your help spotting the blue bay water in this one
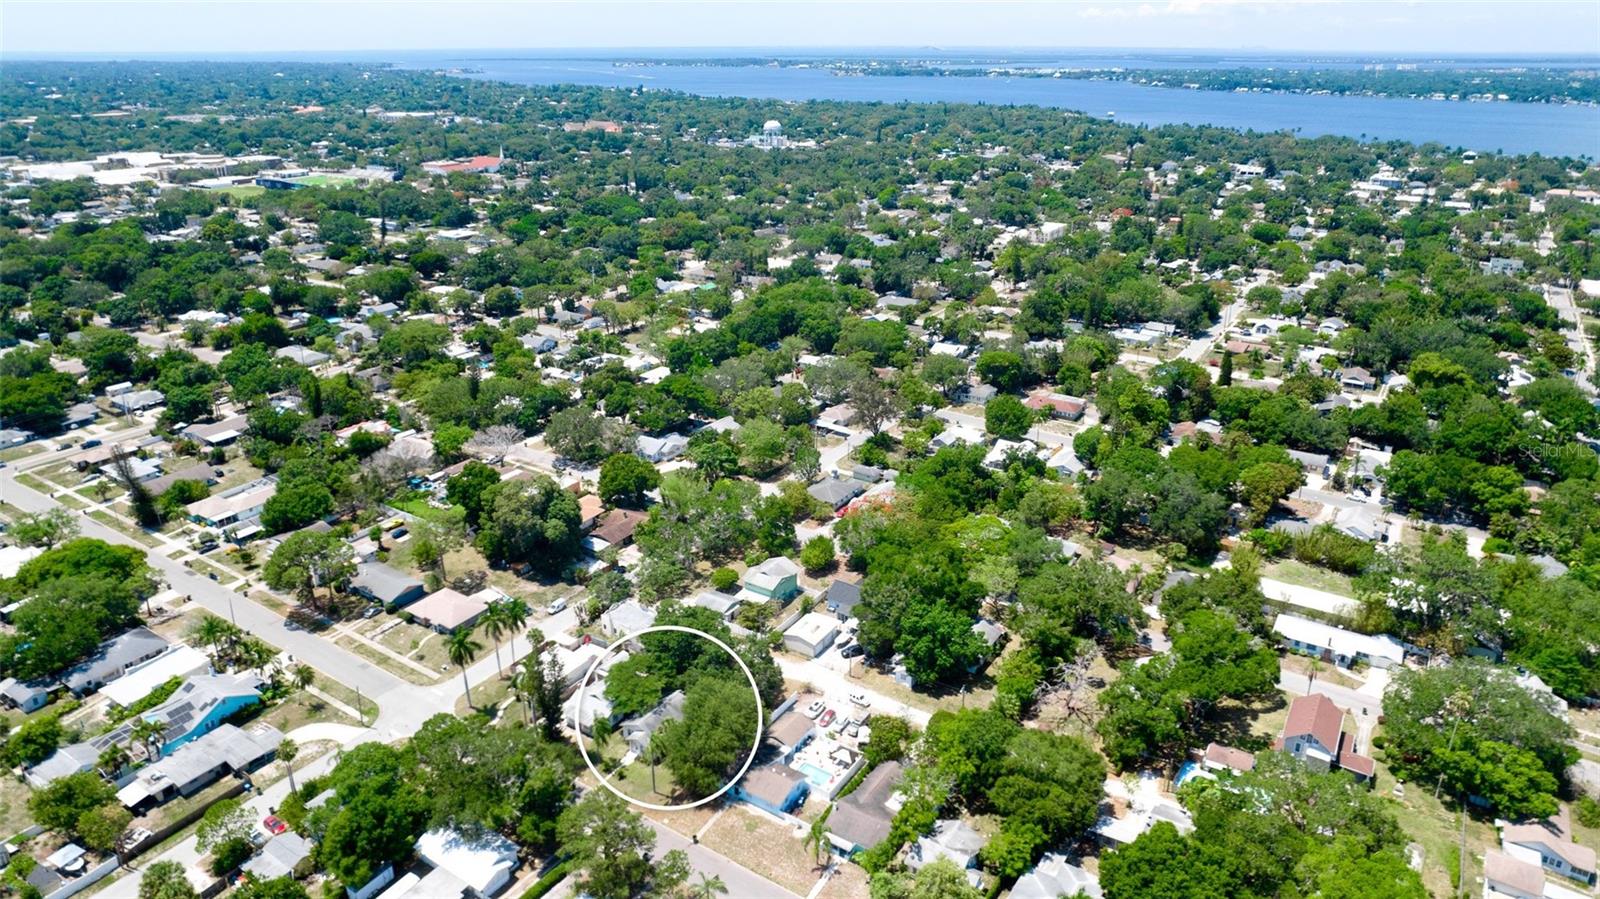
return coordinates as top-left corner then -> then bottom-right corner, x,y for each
398,56 -> 1600,158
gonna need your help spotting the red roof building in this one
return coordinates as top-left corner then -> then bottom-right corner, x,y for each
1273,693 -> 1374,781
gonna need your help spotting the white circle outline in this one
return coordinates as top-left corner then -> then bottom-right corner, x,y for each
573,624 -> 765,811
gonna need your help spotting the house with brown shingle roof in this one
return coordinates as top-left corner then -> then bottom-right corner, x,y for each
1501,807 -> 1597,886
1272,693 -> 1373,782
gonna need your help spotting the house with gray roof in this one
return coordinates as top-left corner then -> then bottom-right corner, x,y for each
808,476 -> 865,510
0,678 -> 51,713
622,690 -> 686,757
63,626 -> 170,695
351,561 -> 426,608
242,832 -> 313,881
827,760 -> 904,855
116,723 -> 282,812
1012,854 -> 1101,899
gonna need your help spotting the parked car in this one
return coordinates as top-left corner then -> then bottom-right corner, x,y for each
262,815 -> 287,835
844,720 -> 862,738
803,699 -> 825,719
818,708 -> 836,727
548,597 -> 569,614
362,605 -> 382,619
840,644 -> 865,659
848,691 -> 870,708
81,439 -> 102,449
391,527 -> 408,539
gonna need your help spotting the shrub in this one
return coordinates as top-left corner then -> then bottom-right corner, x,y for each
709,567 -> 739,591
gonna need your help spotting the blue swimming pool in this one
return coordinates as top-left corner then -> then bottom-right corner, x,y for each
1175,761 -> 1201,787
798,763 -> 831,788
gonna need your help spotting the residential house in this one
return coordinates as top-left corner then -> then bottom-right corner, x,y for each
1501,808 -> 1596,886
0,678 -> 50,713
110,388 -> 165,413
764,707 -> 817,759
1024,391 -> 1087,420
622,690 -> 686,756
30,673 -> 264,787
908,820 -> 986,884
1202,743 -> 1257,776
117,723 -> 283,812
636,433 -> 688,463
783,613 -> 840,658
415,829 -> 520,897
181,414 -> 250,447
818,404 -> 858,429
1273,693 -> 1374,782
808,476 -> 865,511
827,761 -> 905,855
351,562 -> 427,608
592,508 -> 647,547
408,587 -> 493,633
1339,367 -> 1377,391
824,579 -> 862,619
742,556 -> 801,602
600,600 -> 657,638
1012,854 -> 1101,899
275,345 -> 331,367
100,645 -> 212,708
187,477 -> 276,529
1480,850 -> 1591,899
1273,613 -> 1406,670
732,764 -> 810,815
688,590 -> 744,621
62,627 -> 170,696
242,833 -> 314,881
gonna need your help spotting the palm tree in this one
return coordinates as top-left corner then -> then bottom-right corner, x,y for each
803,816 -> 831,868
129,717 -> 166,762
189,614 -> 238,668
499,597 -> 530,665
1307,657 -> 1324,687
481,601 -> 510,679
278,738 -> 300,792
96,744 -> 130,780
688,873 -> 728,899
292,663 -> 315,692
446,628 -> 482,708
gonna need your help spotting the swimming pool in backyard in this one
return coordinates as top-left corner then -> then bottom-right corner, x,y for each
798,763 -> 832,788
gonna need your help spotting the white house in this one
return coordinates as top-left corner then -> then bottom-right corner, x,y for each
1272,613 -> 1405,670
415,828 -> 519,897
1501,809 -> 1597,887
783,613 -> 840,658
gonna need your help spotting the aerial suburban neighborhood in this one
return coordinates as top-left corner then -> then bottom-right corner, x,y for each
0,6 -> 1598,899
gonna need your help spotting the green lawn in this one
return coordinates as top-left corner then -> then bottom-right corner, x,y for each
390,496 -> 465,522
1263,558 -> 1357,596
212,184 -> 265,199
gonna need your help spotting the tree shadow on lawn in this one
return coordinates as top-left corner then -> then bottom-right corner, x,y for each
1196,693 -> 1290,753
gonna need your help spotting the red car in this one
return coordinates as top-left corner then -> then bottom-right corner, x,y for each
262,815 -> 287,836
818,708 -> 836,728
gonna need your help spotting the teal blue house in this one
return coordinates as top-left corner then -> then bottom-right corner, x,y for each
742,556 -> 801,602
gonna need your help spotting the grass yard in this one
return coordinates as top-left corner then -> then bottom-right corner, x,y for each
88,509 -> 162,547
390,496 -> 464,522
1378,759 -> 1497,898
257,688 -> 363,732
815,862 -> 869,899
699,806 -> 822,896
640,801 -> 720,838
1263,559 -> 1357,596
0,443 -> 46,463
338,637 -> 440,686
839,658 -> 997,716
0,776 -> 35,839
605,758 -> 679,805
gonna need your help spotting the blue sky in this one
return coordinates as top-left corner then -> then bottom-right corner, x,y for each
4,1 -> 1598,56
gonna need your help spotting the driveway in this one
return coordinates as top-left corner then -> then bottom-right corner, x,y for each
775,656 -> 931,728
643,817 -> 802,899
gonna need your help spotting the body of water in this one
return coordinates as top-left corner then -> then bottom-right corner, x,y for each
397,55 -> 1600,158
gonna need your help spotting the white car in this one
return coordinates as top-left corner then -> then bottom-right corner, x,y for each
548,597 -> 569,614
848,691 -> 871,709
803,699 -> 826,719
